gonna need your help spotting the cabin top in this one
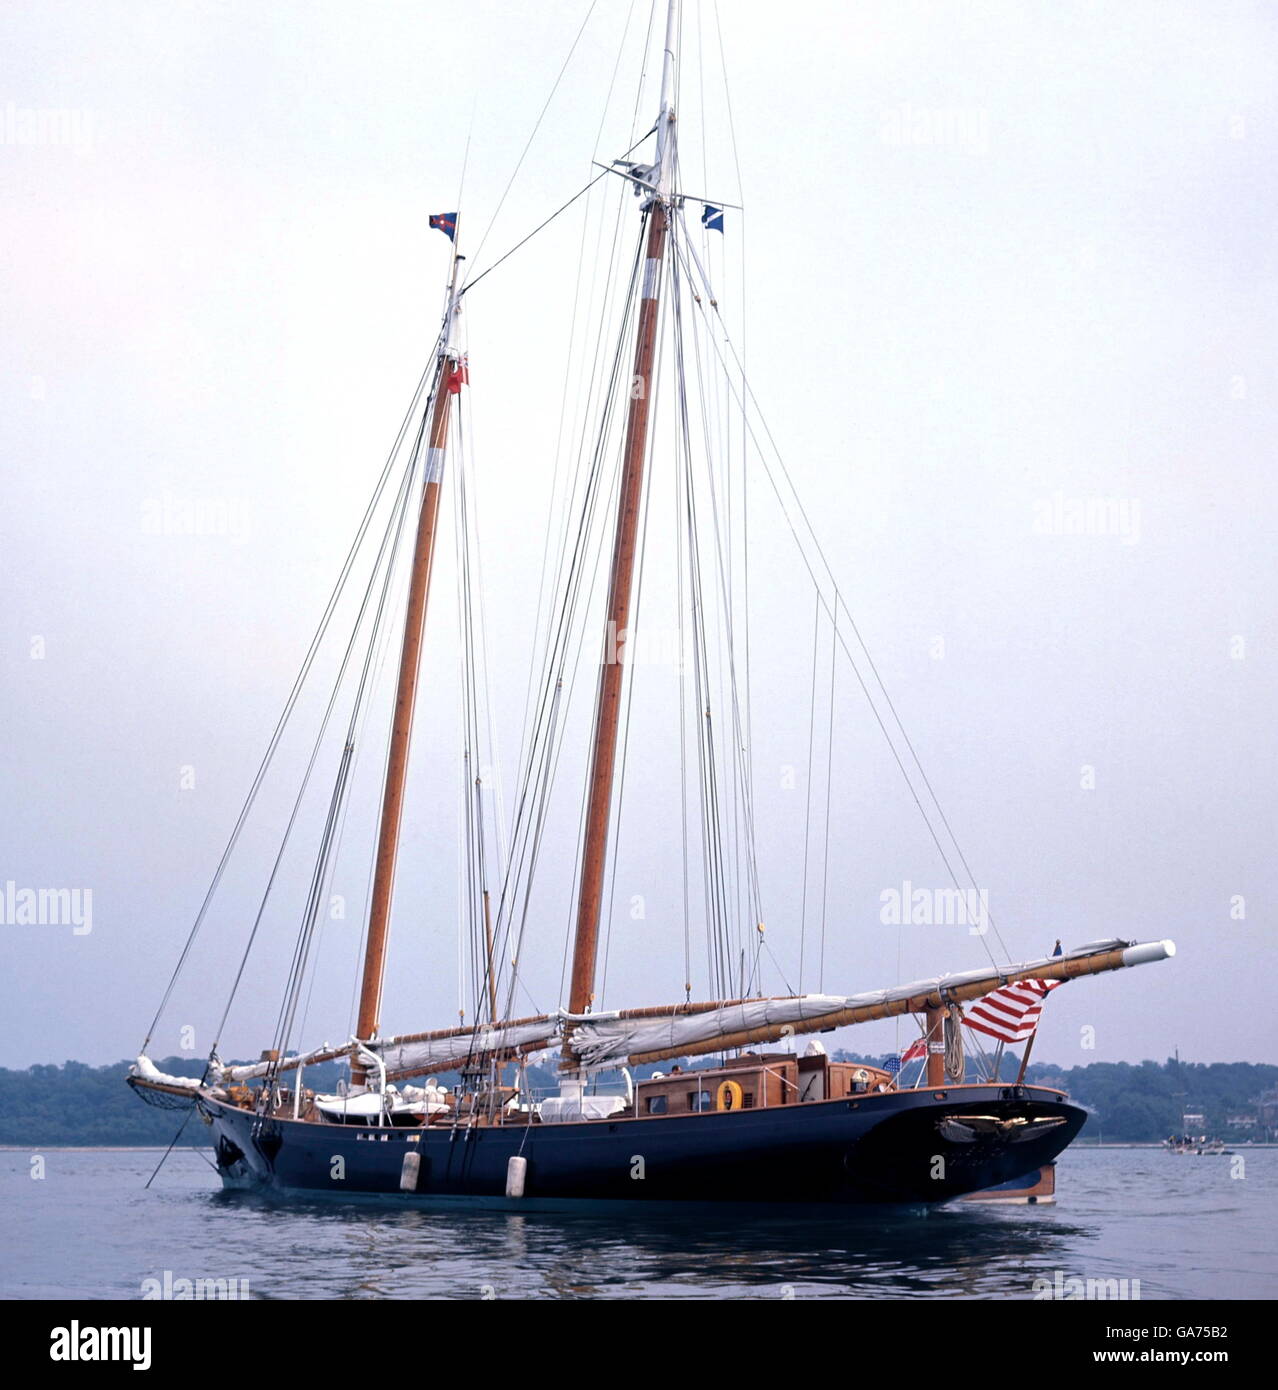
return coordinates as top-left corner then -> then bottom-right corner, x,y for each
633,1051 -> 895,1115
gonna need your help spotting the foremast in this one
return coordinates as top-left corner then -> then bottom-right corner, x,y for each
565,0 -> 680,1052
354,236 -> 465,1074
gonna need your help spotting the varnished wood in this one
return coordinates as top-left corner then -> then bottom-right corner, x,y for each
355,257 -> 461,1061
924,1004 -> 945,1087
565,205 -> 669,1038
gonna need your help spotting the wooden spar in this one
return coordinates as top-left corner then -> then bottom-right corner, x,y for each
378,1012 -> 551,1046
616,943 -> 1163,1067
565,201 -> 670,1033
610,998 -> 751,1021
924,1005 -> 945,1087
354,246 -> 464,1064
1017,1034 -> 1040,1084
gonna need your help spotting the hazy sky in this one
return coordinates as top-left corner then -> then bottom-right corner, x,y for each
2,0 -> 1274,1072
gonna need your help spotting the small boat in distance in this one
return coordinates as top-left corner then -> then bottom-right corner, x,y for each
1164,1137 -> 1231,1156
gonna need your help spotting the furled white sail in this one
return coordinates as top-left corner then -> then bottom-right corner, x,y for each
130,1056 -> 210,1091
375,1018 -> 561,1076
569,995 -> 851,1071
568,939 -> 1173,1069
215,1042 -> 338,1084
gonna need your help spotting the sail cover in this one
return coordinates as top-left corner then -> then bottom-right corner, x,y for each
375,1018 -> 560,1076
216,1042 -> 340,1084
568,939 -> 1167,1069
569,995 -> 853,1070
131,1055 -> 207,1091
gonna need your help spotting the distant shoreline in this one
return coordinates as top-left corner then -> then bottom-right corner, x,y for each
0,1145 -> 208,1152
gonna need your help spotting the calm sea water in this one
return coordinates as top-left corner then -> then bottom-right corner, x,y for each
3,1147 -> 1275,1300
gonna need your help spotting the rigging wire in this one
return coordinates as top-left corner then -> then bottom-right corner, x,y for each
488,216 -> 649,1022
141,341 -> 443,1055
799,591 -> 820,990
466,0 -> 601,275
515,1 -> 643,820
669,208 -> 766,965
819,604 -> 837,992
669,231 -> 1013,969
269,413 -> 427,1063
228,383 -> 440,1062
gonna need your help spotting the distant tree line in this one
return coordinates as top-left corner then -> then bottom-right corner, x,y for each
0,1054 -> 1273,1146
1021,1059 -> 1278,1142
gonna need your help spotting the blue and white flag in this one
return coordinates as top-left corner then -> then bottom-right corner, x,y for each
701,204 -> 724,233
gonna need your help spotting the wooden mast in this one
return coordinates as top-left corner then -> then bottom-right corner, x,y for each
924,1004 -> 945,1087
565,1 -> 680,1049
354,242 -> 464,1064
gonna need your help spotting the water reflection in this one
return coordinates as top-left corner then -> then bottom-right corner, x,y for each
209,1189 -> 1092,1299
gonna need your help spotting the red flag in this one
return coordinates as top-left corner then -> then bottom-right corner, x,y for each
900,1038 -> 927,1063
446,354 -> 469,395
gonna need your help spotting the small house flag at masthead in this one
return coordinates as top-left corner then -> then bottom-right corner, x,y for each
430,212 -> 458,242
701,204 -> 724,233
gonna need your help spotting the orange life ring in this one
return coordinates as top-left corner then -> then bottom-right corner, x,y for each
715,1079 -> 743,1112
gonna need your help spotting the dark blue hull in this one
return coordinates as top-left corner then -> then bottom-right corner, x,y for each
202,1084 -> 1085,1208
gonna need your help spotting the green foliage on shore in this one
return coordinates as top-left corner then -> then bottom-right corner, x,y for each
0,1058 -> 211,1147
1022,1059 -> 1278,1142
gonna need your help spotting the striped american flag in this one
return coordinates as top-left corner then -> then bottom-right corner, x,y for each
962,978 -> 1063,1044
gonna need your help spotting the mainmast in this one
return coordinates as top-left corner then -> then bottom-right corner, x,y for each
565,0 -> 680,1044
355,239 -> 465,1060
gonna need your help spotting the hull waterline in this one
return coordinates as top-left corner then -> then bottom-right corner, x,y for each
201,1083 -> 1085,1210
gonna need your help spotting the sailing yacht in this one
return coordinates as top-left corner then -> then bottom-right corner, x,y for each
129,1 -> 1173,1208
